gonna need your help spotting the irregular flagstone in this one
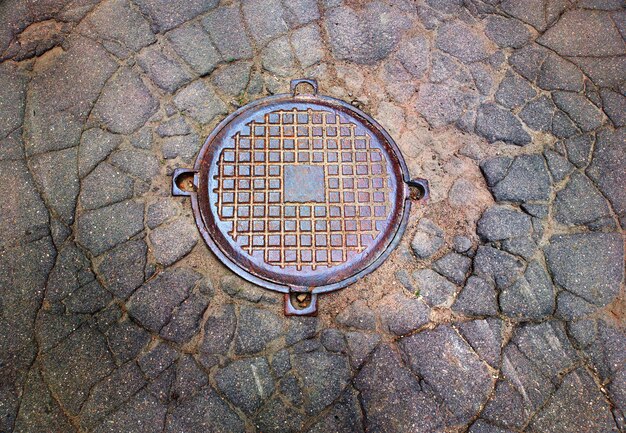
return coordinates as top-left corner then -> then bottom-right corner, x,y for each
476,103 -> 531,145
105,320 -> 150,364
477,205 -> 532,242
79,162 -> 133,211
173,80 -> 227,124
36,310 -> 85,353
202,6 -> 253,61
76,200 -> 145,256
286,316 -> 317,346
412,269 -> 458,307
587,128 -> 626,226
161,133 -> 201,161
355,345 -> 451,432
571,56 -> 626,89
0,62 -> 27,139
537,53 -> 584,92
545,233 -> 623,307
13,366 -> 75,433
138,343 -> 179,379
242,0 -> 289,46
495,71 -> 537,109
324,3 -> 409,65
167,22 -> 221,76
291,24 -> 324,69
457,319 -> 503,369
400,326 -> 495,423
92,390 -> 167,433
63,279 -> 111,314
538,9 -> 626,57
410,218 -> 444,259
25,36 -> 118,156
29,147 -> 79,224
7,20 -> 66,62
489,154 -> 551,203
78,0 -> 155,52
215,357 -> 275,415
92,67 -> 158,134
172,355 -> 208,401
473,246 -> 524,290
345,331 -> 380,368
137,45 -> 192,93
433,252 -> 471,285
551,109 -> 580,139
278,373 -> 304,407
397,34 -> 430,78
45,243 -> 94,302
292,350 -> 351,415
469,62 -> 495,95
544,149 -> 574,182
254,396 -> 305,433
0,129 -> 24,161
502,235 -> 538,261
500,260 -> 555,320
436,20 -> 491,63
469,419 -> 515,433
211,61 -> 252,96
483,342 -> 556,429
261,36 -> 296,77
160,292 -> 211,343
78,128 -> 123,178
555,291 -> 598,322
134,0 -> 219,33
416,82 -> 477,128
5,2 -> 626,431
378,292 -> 430,335
127,268 -> 201,332
528,368 -> 619,433
109,149 -> 160,183
551,91 -> 604,132
283,0 -> 319,27
235,307 -> 283,354
200,303 -> 237,357
165,386 -> 245,433
480,156 -> 513,187
149,218 -> 198,266
95,239 -> 146,299
79,361 -> 147,430
485,15 -> 530,48
583,319 -> 626,381
0,160 -> 50,250
512,321 -> 578,382
508,44 -> 549,82
0,237 -> 56,432
600,88 -> 626,127
553,171 -> 611,226
453,276 -> 499,316
307,390 -> 364,433
41,325 -> 116,415
500,0 -> 549,31
335,299 -> 376,330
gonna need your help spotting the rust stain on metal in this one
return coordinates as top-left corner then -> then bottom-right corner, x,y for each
173,79 -> 429,315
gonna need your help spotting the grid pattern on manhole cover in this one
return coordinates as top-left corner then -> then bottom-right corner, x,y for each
212,108 -> 392,271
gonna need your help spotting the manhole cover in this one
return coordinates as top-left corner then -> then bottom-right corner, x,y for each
172,79 -> 429,315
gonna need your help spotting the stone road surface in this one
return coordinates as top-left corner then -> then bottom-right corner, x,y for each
1,0 -> 625,432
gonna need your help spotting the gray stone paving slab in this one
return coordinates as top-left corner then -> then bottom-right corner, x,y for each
1,1 -> 625,432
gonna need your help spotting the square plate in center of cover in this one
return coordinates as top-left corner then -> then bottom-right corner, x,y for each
283,165 -> 325,203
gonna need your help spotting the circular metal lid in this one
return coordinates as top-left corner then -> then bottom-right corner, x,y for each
174,80 -> 424,297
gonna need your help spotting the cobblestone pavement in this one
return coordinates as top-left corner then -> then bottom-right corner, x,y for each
1,0 -> 625,432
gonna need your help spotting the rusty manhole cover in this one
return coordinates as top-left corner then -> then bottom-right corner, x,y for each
173,79 -> 428,315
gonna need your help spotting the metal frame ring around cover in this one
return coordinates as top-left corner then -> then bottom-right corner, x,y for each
172,79 -> 429,314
